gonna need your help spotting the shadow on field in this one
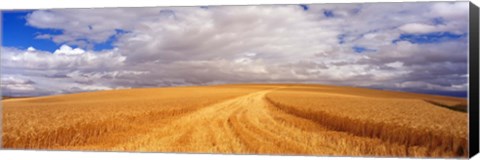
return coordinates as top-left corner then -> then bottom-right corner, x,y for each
423,100 -> 467,113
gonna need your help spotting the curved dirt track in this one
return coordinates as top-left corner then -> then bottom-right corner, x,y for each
108,89 -> 411,156
113,90 -> 284,153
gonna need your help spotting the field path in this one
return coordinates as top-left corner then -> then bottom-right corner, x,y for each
112,89 -> 338,154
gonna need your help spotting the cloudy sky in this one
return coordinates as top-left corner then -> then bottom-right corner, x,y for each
1,2 -> 470,97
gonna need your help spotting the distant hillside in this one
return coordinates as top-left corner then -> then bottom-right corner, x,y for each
2,96 -> 32,100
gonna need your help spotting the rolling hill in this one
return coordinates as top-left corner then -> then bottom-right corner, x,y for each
1,84 -> 468,158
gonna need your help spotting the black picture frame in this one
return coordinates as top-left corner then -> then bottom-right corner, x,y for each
469,1 -> 479,158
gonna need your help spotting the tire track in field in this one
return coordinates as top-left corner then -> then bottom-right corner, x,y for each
112,89 -> 400,156
113,90 -> 265,153
114,89 -> 317,153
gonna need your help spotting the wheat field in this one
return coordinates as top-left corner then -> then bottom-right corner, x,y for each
1,84 -> 468,158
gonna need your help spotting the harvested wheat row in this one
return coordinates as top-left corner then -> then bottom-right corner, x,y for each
265,88 -> 467,158
2,86 -> 270,150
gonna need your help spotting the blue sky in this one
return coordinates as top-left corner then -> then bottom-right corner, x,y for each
0,2 -> 470,97
3,10 -> 465,54
2,11 -> 116,52
352,45 -> 376,53
299,4 -> 309,11
392,32 -> 467,44
2,11 -> 59,52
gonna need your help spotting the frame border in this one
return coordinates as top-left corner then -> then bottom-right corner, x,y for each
469,1 -> 479,158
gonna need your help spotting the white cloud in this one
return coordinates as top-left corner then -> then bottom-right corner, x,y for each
385,61 -> 404,69
430,2 -> 469,20
2,46 -> 125,70
395,81 -> 467,91
2,2 -> 470,97
1,76 -> 35,92
27,46 -> 36,52
399,23 -> 438,34
1,46 -> 128,96
53,45 -> 85,55
35,34 -> 52,39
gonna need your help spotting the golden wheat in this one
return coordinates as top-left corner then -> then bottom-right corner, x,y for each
2,84 -> 468,158
265,86 -> 467,157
